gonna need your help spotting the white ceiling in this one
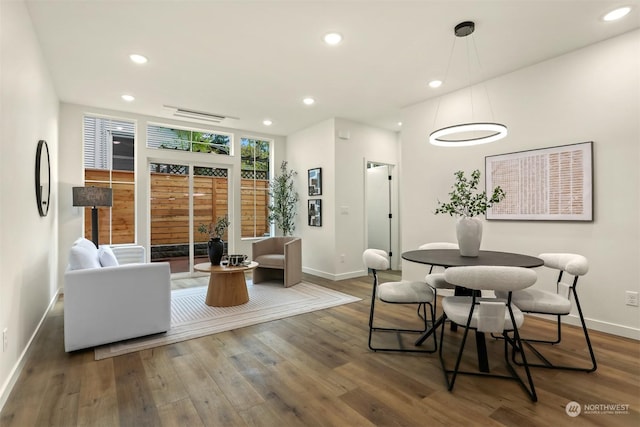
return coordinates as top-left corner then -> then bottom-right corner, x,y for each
26,0 -> 640,136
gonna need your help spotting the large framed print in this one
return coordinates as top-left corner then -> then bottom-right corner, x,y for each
308,168 -> 322,196
485,141 -> 593,221
308,199 -> 322,226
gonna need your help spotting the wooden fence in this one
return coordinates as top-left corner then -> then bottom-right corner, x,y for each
84,169 -> 269,245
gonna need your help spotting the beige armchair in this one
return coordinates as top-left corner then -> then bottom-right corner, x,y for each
252,237 -> 302,287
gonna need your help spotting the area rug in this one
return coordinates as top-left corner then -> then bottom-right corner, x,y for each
94,280 -> 360,360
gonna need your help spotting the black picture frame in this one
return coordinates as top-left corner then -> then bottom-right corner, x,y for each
35,139 -> 51,217
485,141 -> 593,221
308,167 -> 322,196
308,199 -> 322,226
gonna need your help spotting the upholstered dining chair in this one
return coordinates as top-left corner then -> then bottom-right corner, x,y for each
362,249 -> 437,353
419,242 -> 458,311
439,265 -> 538,402
497,253 -> 596,372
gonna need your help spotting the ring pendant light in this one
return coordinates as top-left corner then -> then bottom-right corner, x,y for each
429,21 -> 508,147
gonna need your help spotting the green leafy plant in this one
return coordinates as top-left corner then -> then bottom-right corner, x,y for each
435,170 -> 505,217
268,161 -> 299,236
198,215 -> 230,239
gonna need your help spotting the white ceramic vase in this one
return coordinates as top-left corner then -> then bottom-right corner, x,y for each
456,216 -> 483,257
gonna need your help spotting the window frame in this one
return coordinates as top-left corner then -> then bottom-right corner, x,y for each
240,136 -> 273,239
146,122 -> 233,156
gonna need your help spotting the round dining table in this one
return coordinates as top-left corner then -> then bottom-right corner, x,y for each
402,249 -> 543,372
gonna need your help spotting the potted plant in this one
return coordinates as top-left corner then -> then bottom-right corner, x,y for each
268,161 -> 299,236
198,215 -> 230,265
435,169 -> 505,256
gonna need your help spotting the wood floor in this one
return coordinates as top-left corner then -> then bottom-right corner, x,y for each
1,271 -> 638,426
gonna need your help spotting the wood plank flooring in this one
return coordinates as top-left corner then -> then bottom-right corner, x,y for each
1,271 -> 639,426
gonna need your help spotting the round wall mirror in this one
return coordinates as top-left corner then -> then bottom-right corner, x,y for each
35,139 -> 51,217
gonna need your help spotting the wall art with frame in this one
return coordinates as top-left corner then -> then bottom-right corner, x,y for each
308,167 -> 322,196
485,141 -> 593,221
308,199 -> 322,226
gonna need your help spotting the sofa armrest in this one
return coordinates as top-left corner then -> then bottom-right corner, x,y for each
110,245 -> 146,264
64,262 -> 170,351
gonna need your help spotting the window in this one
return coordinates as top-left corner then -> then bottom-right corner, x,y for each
240,137 -> 271,238
83,115 -> 136,244
147,124 -> 231,155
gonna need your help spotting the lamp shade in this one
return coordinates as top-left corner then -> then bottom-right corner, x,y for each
72,187 -> 113,207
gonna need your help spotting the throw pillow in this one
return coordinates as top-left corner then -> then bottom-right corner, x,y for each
98,245 -> 119,267
68,245 -> 101,270
74,237 -> 97,251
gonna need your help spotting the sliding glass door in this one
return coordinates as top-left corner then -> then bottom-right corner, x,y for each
149,162 -> 229,275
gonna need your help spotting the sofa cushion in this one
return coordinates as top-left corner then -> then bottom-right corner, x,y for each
69,245 -> 101,270
255,254 -> 285,269
98,245 -> 119,267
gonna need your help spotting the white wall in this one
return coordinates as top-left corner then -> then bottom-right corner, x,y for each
58,103 -> 286,285
288,118 -> 399,279
334,118 -> 399,275
400,30 -> 640,339
0,0 -> 59,408
287,119 -> 336,278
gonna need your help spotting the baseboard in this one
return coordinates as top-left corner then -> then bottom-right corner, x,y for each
528,312 -> 640,341
302,267 -> 367,281
0,288 -> 60,413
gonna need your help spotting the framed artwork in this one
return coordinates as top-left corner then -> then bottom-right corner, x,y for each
308,167 -> 322,196
485,141 -> 593,221
308,199 -> 322,226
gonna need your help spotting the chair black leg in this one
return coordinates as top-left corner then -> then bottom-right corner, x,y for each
439,300 -> 537,402
367,270 -> 438,353
510,286 -> 597,372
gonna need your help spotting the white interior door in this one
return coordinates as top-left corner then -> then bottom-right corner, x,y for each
366,164 -> 392,256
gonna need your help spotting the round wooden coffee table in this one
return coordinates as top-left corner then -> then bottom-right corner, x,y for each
194,261 -> 258,307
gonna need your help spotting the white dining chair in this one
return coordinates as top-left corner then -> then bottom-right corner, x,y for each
418,241 -> 459,291
418,242 -> 459,343
362,248 -> 437,353
497,253 -> 596,372
439,265 -> 538,402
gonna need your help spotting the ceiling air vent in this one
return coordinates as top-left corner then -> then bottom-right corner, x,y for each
164,105 -> 237,123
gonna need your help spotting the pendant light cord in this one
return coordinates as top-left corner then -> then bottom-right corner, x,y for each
469,32 -> 497,122
431,37 -> 458,131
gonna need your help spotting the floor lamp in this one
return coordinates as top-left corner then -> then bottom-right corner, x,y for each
72,186 -> 113,247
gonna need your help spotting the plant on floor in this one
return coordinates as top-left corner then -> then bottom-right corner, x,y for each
435,169 -> 505,217
268,161 -> 299,236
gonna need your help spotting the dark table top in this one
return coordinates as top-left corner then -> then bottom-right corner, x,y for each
402,249 -> 543,268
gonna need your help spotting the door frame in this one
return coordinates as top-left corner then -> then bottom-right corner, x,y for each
147,159 -> 234,278
364,159 -> 399,270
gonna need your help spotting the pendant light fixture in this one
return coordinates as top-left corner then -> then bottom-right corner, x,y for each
429,21 -> 507,147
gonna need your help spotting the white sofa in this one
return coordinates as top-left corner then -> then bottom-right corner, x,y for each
64,238 -> 171,352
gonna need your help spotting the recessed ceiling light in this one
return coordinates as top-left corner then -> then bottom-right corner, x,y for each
121,94 -> 135,102
323,32 -> 343,45
603,6 -> 631,21
263,119 -> 273,126
129,54 -> 148,64
429,80 -> 443,88
397,122 -> 403,127
303,97 -> 315,105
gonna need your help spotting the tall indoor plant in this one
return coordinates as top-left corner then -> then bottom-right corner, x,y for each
435,169 -> 505,256
268,161 -> 299,236
198,215 -> 230,265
